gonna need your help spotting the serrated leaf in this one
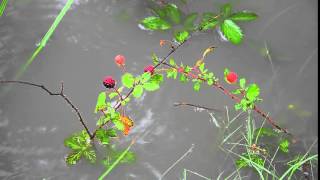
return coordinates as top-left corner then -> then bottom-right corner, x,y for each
141,16 -> 171,30
183,12 -> 198,30
246,84 -> 260,101
152,53 -> 159,65
199,63 -> 205,72
95,92 -> 107,113
164,3 -> 181,24
122,73 -> 135,88
279,139 -> 290,153
64,131 -> 90,150
106,129 -> 117,137
220,19 -> 243,45
66,151 -> 82,165
83,148 -> 96,163
229,11 -> 258,21
96,129 -> 110,145
174,30 -> 189,43
200,12 -> 219,30
133,85 -> 144,98
169,58 -> 176,66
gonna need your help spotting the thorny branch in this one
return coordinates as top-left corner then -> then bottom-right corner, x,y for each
0,80 -> 93,139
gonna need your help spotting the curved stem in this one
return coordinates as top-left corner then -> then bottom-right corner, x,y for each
0,80 -> 93,138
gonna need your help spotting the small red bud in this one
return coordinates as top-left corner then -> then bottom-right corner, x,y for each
144,65 -> 155,75
177,67 -> 184,73
103,76 -> 116,89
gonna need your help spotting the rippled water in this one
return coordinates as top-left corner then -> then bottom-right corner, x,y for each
0,0 -> 318,179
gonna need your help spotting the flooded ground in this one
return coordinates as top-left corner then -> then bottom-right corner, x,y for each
0,0 -> 317,179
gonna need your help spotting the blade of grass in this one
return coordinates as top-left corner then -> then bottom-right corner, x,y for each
15,0 -> 74,80
0,0 -> 8,17
98,138 -> 136,180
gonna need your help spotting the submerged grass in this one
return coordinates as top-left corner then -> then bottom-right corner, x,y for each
14,0 -> 74,80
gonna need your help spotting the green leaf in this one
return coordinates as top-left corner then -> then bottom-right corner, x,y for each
239,78 -> 246,89
112,118 -> 125,131
236,153 -> 264,169
229,11 -> 258,21
224,68 -> 230,76
234,103 -> 242,111
64,131 -> 90,150
106,129 -> 117,137
167,69 -> 178,79
83,148 -> 97,163
133,85 -> 144,98
174,30 -> 189,43
193,81 -> 201,92
97,116 -> 110,126
108,92 -> 118,100
66,151 -> 82,165
200,12 -> 219,30
207,79 -> 214,86
180,74 -> 187,82
169,58 -> 176,66
122,73 -> 135,88
221,3 -> 232,17
246,84 -> 260,101
96,129 -> 110,145
183,12 -> 198,30
254,127 -> 278,138
164,3 -> 181,24
95,92 -> 107,113
143,82 -> 160,91
199,63 -> 205,72
231,89 -> 241,94
220,19 -> 243,45
141,16 -> 171,30
279,139 -> 290,153
152,53 -> 159,65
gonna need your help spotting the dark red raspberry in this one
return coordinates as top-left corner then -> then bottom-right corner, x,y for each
103,76 -> 116,89
144,65 -> 155,75
226,72 -> 238,84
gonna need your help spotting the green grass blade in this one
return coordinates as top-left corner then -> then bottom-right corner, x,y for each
15,0 -> 74,80
98,140 -> 135,180
0,0 -> 8,17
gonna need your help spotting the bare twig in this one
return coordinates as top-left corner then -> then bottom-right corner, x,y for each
0,80 -> 93,138
173,102 -> 222,112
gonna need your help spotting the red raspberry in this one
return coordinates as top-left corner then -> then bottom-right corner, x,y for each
103,76 -> 116,89
226,72 -> 238,84
114,55 -> 126,66
144,65 -> 155,75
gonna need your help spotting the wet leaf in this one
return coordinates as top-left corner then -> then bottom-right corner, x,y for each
66,151 -> 82,165
83,148 -> 96,163
96,129 -> 110,145
220,19 -> 243,45
141,16 -> 171,30
230,11 -> 258,21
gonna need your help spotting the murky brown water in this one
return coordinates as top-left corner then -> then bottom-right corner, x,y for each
0,0 -> 318,179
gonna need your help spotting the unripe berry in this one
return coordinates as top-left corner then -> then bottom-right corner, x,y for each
103,76 -> 116,89
114,55 -> 126,66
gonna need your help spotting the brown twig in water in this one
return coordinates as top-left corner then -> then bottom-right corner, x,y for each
0,80 -> 93,138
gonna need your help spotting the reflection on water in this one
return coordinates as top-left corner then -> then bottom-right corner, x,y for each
0,0 -> 318,179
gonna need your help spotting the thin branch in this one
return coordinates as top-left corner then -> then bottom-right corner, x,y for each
0,80 -> 93,138
173,101 -> 222,112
